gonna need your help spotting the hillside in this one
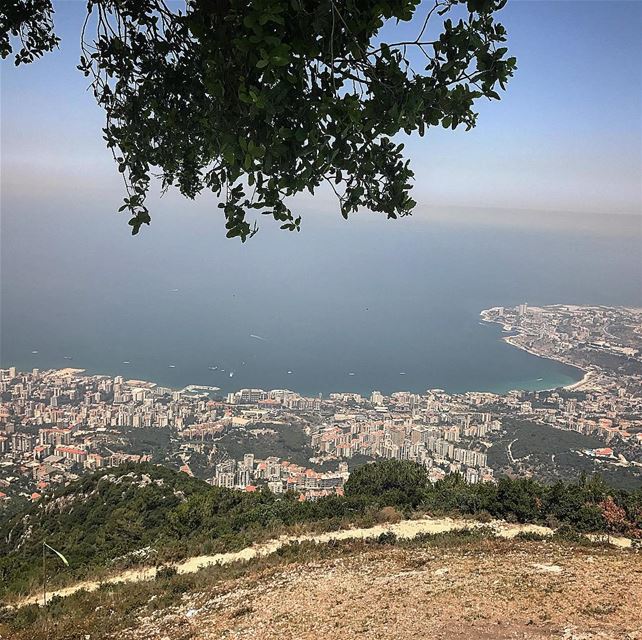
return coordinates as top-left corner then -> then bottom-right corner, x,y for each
3,532 -> 640,640
0,464 -> 209,596
1,461 -> 641,601
121,539 -> 641,640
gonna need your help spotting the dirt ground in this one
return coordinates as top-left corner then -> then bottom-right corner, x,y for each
20,515 -> 607,608
121,540 -> 641,640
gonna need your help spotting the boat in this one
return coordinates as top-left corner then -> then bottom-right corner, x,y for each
209,366 -> 218,371
63,356 -> 72,360
229,371 -> 234,378
122,361 -> 130,364
348,372 -> 355,376
32,350 -> 38,354
168,365 -> 176,368
287,370 -> 293,374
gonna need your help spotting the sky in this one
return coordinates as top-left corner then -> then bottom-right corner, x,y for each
1,0 -> 641,389
1,0 -> 641,234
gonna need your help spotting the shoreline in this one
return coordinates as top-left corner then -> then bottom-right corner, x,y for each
3,310 -> 595,397
480,310 -> 591,392
562,369 -> 594,391
1,358 -> 588,399
501,334 -> 589,390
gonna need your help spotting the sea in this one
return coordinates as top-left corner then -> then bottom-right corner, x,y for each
2,205 -> 641,397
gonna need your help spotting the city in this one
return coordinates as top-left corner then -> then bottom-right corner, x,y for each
2,304 -> 640,507
2,2 -> 641,637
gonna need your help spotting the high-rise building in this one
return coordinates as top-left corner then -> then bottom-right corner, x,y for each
237,468 -> 251,487
239,388 -> 266,403
243,453 -> 255,471
12,433 -> 35,453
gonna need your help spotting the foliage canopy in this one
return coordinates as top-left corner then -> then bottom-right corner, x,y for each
1,461 -> 640,597
2,0 -> 515,239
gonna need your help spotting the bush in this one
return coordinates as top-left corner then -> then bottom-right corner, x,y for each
155,565 -> 177,580
476,510 -> 493,524
376,506 -> 403,524
377,531 -> 397,545
8,604 -> 40,630
515,531 -> 547,542
344,460 -> 428,508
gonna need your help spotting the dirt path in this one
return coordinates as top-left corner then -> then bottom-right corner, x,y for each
12,515 -> 631,608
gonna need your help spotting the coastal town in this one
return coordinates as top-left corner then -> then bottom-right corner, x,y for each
480,303 -> 642,395
1,305 -> 641,506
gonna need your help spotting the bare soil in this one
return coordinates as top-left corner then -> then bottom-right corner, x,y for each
120,539 -> 641,640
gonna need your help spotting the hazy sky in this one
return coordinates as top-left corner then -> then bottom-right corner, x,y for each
2,1 -> 641,388
2,0 -> 641,234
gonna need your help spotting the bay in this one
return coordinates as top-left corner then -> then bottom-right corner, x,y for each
2,208 -> 640,396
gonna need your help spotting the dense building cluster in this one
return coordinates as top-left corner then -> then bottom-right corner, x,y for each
209,453 -> 349,500
481,304 -> 642,443
306,389 -> 498,484
1,305 -> 641,505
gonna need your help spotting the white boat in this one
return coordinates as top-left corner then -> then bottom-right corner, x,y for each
32,350 -> 38,354
169,365 -> 176,368
122,361 -> 130,364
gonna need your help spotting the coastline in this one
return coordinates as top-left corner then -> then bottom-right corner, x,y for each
4,310 -> 597,397
562,369 -> 594,391
503,335 -> 591,391
480,310 -> 591,392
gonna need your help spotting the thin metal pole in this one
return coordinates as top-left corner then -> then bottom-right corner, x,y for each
42,542 -> 46,608
42,542 -> 50,640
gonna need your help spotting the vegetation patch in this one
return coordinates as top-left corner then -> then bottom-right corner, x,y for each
1,461 -> 640,601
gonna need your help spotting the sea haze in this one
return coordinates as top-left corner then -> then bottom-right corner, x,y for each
1,205 -> 641,396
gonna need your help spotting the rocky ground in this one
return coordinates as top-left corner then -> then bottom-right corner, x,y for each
118,539 -> 641,640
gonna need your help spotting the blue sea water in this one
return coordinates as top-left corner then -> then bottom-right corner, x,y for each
1,207 -> 640,396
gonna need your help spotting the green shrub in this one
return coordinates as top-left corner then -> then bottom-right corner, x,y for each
155,565 -> 177,580
377,531 -> 397,545
344,460 -> 428,508
515,531 -> 547,542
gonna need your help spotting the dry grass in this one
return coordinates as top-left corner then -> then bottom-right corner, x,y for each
3,535 -> 640,640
